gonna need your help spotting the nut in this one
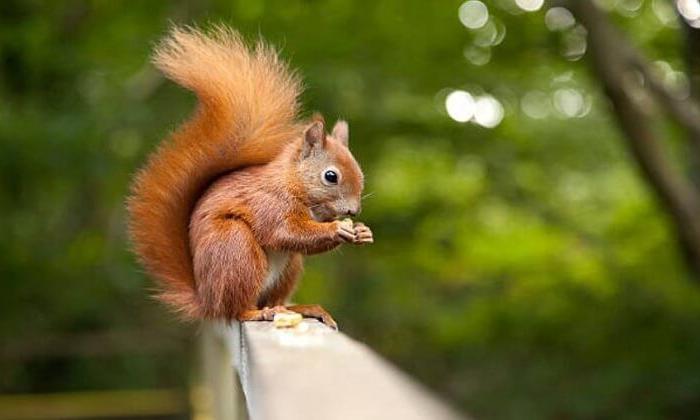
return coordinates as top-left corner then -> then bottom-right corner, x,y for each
339,218 -> 354,230
273,311 -> 303,328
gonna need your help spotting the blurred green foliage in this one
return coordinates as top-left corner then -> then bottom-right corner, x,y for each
2,0 -> 700,419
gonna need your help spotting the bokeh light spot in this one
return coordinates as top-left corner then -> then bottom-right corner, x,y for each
459,1 -> 489,29
562,25 -> 587,61
545,7 -> 575,31
521,90 -> 551,119
515,0 -> 544,12
463,46 -> 492,66
616,0 -> 643,17
677,0 -> 700,19
474,95 -> 504,127
677,0 -> 700,26
653,0 -> 678,26
553,88 -> 585,118
445,90 -> 476,122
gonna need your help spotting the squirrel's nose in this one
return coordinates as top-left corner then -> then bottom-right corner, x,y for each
345,204 -> 361,217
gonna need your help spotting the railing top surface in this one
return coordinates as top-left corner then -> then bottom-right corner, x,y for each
219,319 -> 465,420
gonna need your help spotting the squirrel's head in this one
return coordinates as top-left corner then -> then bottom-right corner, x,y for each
297,117 -> 364,222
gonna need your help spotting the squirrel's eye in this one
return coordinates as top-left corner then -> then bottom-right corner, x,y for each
323,170 -> 338,184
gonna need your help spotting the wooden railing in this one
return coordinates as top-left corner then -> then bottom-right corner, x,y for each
194,319 -> 465,420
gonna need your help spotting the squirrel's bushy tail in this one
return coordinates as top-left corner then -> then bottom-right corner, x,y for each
128,25 -> 302,318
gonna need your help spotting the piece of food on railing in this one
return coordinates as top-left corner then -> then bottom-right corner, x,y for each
273,311 -> 303,328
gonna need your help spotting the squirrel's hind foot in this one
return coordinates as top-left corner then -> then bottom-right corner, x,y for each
285,304 -> 338,330
237,304 -> 338,330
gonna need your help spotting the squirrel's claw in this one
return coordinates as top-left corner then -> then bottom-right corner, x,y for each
352,222 -> 374,245
286,304 -> 338,330
239,305 -> 338,330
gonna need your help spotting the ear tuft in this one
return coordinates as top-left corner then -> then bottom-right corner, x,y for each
311,112 -> 326,125
302,120 -> 326,157
332,120 -> 349,146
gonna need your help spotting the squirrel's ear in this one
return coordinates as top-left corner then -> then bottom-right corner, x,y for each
302,121 -> 326,158
331,120 -> 349,146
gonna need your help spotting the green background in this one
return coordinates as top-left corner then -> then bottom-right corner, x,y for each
2,0 -> 699,418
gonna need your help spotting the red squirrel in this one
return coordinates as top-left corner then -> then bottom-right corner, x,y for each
127,25 -> 372,329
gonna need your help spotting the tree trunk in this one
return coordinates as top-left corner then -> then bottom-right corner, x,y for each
563,0 -> 700,279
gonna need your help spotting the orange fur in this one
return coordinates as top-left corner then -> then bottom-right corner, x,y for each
128,25 -> 301,317
128,24 -> 371,322
188,135 -> 363,319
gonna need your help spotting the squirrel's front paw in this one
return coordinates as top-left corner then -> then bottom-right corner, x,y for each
352,222 -> 374,245
334,219 -> 356,243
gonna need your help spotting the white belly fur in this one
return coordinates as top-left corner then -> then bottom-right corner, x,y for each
261,250 -> 290,296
